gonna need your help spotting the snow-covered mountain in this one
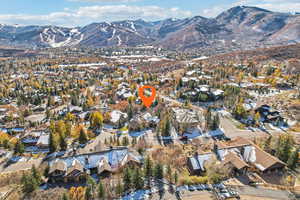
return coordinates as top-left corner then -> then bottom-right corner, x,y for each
0,6 -> 299,50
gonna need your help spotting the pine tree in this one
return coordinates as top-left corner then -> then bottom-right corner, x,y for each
206,108 -> 212,130
287,148 -> 299,169
123,167 -> 132,192
122,137 -> 129,146
166,165 -> 172,180
132,137 -> 137,146
133,168 -> 144,190
31,165 -> 42,185
14,140 -> 25,155
85,186 -> 92,200
174,171 -> 178,185
98,181 -> 105,200
49,132 -> 58,153
62,193 -> 69,200
115,179 -> 123,197
60,133 -> 68,151
145,156 -> 153,179
154,163 -> 164,180
21,173 -> 38,194
86,175 -> 96,198
263,136 -> 272,153
79,128 -> 88,144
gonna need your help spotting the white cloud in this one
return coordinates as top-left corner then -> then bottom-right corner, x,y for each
0,5 -> 193,27
68,0 -> 139,2
200,0 -> 300,18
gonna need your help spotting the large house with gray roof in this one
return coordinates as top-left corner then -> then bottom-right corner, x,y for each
171,107 -> 203,135
187,137 -> 286,176
48,147 -> 141,183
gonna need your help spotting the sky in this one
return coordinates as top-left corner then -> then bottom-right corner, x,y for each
0,0 -> 299,27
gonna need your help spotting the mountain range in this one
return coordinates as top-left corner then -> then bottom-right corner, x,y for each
0,6 -> 299,50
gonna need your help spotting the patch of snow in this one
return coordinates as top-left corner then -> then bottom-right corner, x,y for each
129,129 -> 152,138
117,35 -> 122,46
108,29 -> 116,41
121,189 -> 151,200
130,22 -> 136,32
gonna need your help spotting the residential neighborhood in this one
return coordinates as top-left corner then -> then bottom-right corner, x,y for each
0,45 -> 299,200
0,2 -> 299,200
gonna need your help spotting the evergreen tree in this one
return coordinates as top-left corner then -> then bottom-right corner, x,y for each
123,167 -> 132,192
98,181 -> 105,200
263,136 -> 272,153
49,132 -> 58,153
174,171 -> 178,185
79,128 -> 88,144
133,168 -> 144,190
62,193 -> 69,200
132,137 -> 137,146
31,165 -> 42,185
164,116 -> 171,137
60,133 -> 68,151
85,186 -> 92,200
154,163 -> 164,180
115,179 -> 123,197
166,165 -> 172,180
287,148 -> 299,169
206,108 -> 212,130
21,173 -> 38,194
14,140 -> 25,155
212,114 -> 220,130
86,175 -> 96,198
122,137 -> 129,146
127,104 -> 133,120
144,156 -> 153,183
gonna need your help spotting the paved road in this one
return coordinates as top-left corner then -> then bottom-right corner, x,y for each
232,185 -> 295,200
0,158 -> 43,173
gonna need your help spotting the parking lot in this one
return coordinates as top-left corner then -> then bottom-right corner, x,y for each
180,190 -> 215,200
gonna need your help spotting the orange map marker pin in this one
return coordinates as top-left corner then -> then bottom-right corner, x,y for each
139,85 -> 156,108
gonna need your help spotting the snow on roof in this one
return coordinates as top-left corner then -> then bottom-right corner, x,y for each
186,70 -> 196,76
182,77 -> 189,82
189,156 -> 200,170
111,110 -> 128,123
37,135 -> 49,146
197,154 -> 212,171
49,148 -> 136,171
199,86 -> 209,92
212,89 -> 224,96
172,108 -> 200,124
243,146 -> 256,163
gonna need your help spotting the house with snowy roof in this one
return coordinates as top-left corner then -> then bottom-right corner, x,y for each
110,110 -> 128,128
187,137 -> 285,176
48,147 -> 141,183
171,107 -> 203,135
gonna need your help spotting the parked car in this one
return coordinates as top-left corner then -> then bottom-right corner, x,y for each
188,185 -> 196,191
195,184 -> 203,190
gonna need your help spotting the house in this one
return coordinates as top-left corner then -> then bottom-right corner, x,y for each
211,89 -> 224,100
110,110 -> 128,128
48,147 -> 141,183
22,131 -> 44,146
187,152 -> 212,175
255,105 -> 285,126
171,108 -> 203,134
36,134 -> 50,149
25,113 -> 46,124
187,137 -> 285,176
